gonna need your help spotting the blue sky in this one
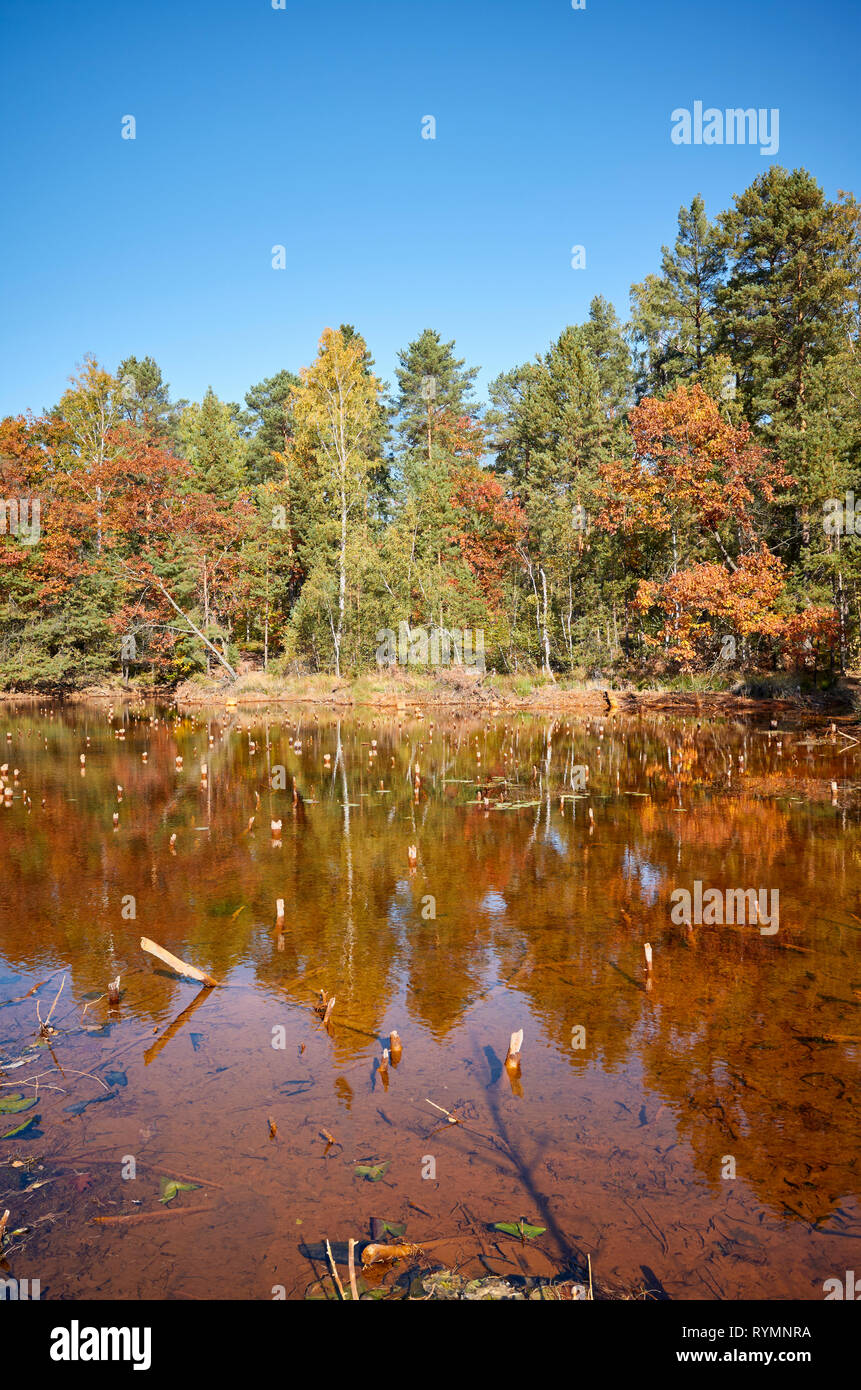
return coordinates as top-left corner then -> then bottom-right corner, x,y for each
0,0 -> 858,417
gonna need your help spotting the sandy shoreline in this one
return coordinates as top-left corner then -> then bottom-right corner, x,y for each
0,675 -> 854,719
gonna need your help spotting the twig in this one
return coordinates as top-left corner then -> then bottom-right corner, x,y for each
37,974 -> 66,1035
325,1237 -> 345,1300
425,1098 -> 458,1122
92,1205 -> 213,1227
56,1158 -> 224,1189
348,1238 -> 359,1301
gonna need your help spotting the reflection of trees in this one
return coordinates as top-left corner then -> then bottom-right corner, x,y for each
0,704 -> 859,1219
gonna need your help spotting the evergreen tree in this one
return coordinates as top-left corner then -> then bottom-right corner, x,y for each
579,295 -> 634,445
243,369 -> 299,485
177,388 -> 247,501
117,355 -> 181,436
630,194 -> 724,398
393,329 -> 480,460
717,168 -> 857,456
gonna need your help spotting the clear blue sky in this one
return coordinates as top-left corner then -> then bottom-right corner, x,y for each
0,0 -> 858,417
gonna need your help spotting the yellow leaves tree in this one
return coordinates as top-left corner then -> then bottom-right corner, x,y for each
285,328 -> 383,676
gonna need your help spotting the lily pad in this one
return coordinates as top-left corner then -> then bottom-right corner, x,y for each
371,1217 -> 406,1240
0,1094 -> 37,1115
159,1178 -> 200,1205
492,1221 -> 547,1240
354,1161 -> 390,1183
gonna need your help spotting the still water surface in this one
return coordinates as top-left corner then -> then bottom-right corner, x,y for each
0,703 -> 859,1299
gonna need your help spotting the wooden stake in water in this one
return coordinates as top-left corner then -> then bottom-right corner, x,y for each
347,1238 -> 359,1301
505,1028 -> 524,1073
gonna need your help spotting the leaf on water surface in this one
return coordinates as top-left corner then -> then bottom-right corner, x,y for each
1,1114 -> 40,1139
492,1221 -> 546,1241
0,1094 -> 37,1115
354,1161 -> 390,1182
370,1217 -> 406,1240
159,1178 -> 201,1205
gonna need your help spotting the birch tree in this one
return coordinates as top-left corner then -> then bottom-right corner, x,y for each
285,328 -> 382,676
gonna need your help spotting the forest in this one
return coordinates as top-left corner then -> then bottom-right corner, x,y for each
1,164 -> 859,693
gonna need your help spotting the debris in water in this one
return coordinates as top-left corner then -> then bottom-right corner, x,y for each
140,938 -> 218,988
361,1241 -> 424,1266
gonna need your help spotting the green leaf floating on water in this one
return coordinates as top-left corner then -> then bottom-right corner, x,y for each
354,1161 -> 390,1182
159,1178 -> 200,1204
493,1221 -> 546,1240
0,1093 -> 37,1115
1,1114 -> 39,1139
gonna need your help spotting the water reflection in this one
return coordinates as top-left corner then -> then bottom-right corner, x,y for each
0,703 -> 859,1298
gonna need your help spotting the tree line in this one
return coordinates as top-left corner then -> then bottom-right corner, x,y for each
1,164 -> 859,690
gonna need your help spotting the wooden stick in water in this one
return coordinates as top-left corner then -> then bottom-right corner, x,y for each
92,1206 -> 213,1227
505,1028 -> 523,1073
325,1238 -> 345,1300
140,938 -> 218,989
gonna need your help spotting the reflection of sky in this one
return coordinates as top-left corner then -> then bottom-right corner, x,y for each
388,879 -> 413,928
480,890 -> 507,917
622,847 -> 663,906
543,827 -> 567,856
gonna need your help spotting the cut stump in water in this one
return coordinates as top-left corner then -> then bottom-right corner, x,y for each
140,938 -> 219,989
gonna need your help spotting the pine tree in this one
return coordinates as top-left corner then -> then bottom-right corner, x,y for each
630,195 -> 724,398
393,329 -> 480,460
717,169 -> 857,459
579,295 -> 634,444
243,370 -> 299,485
177,388 -> 247,501
117,355 -> 181,436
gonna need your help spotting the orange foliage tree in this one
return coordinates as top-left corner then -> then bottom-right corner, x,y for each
595,385 -> 832,669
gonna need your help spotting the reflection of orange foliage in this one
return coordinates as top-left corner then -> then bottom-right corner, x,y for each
1,708 -> 859,1239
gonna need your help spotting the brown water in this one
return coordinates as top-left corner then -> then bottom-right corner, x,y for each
0,702 -> 859,1301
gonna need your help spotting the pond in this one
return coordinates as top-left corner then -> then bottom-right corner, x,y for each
0,702 -> 859,1300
